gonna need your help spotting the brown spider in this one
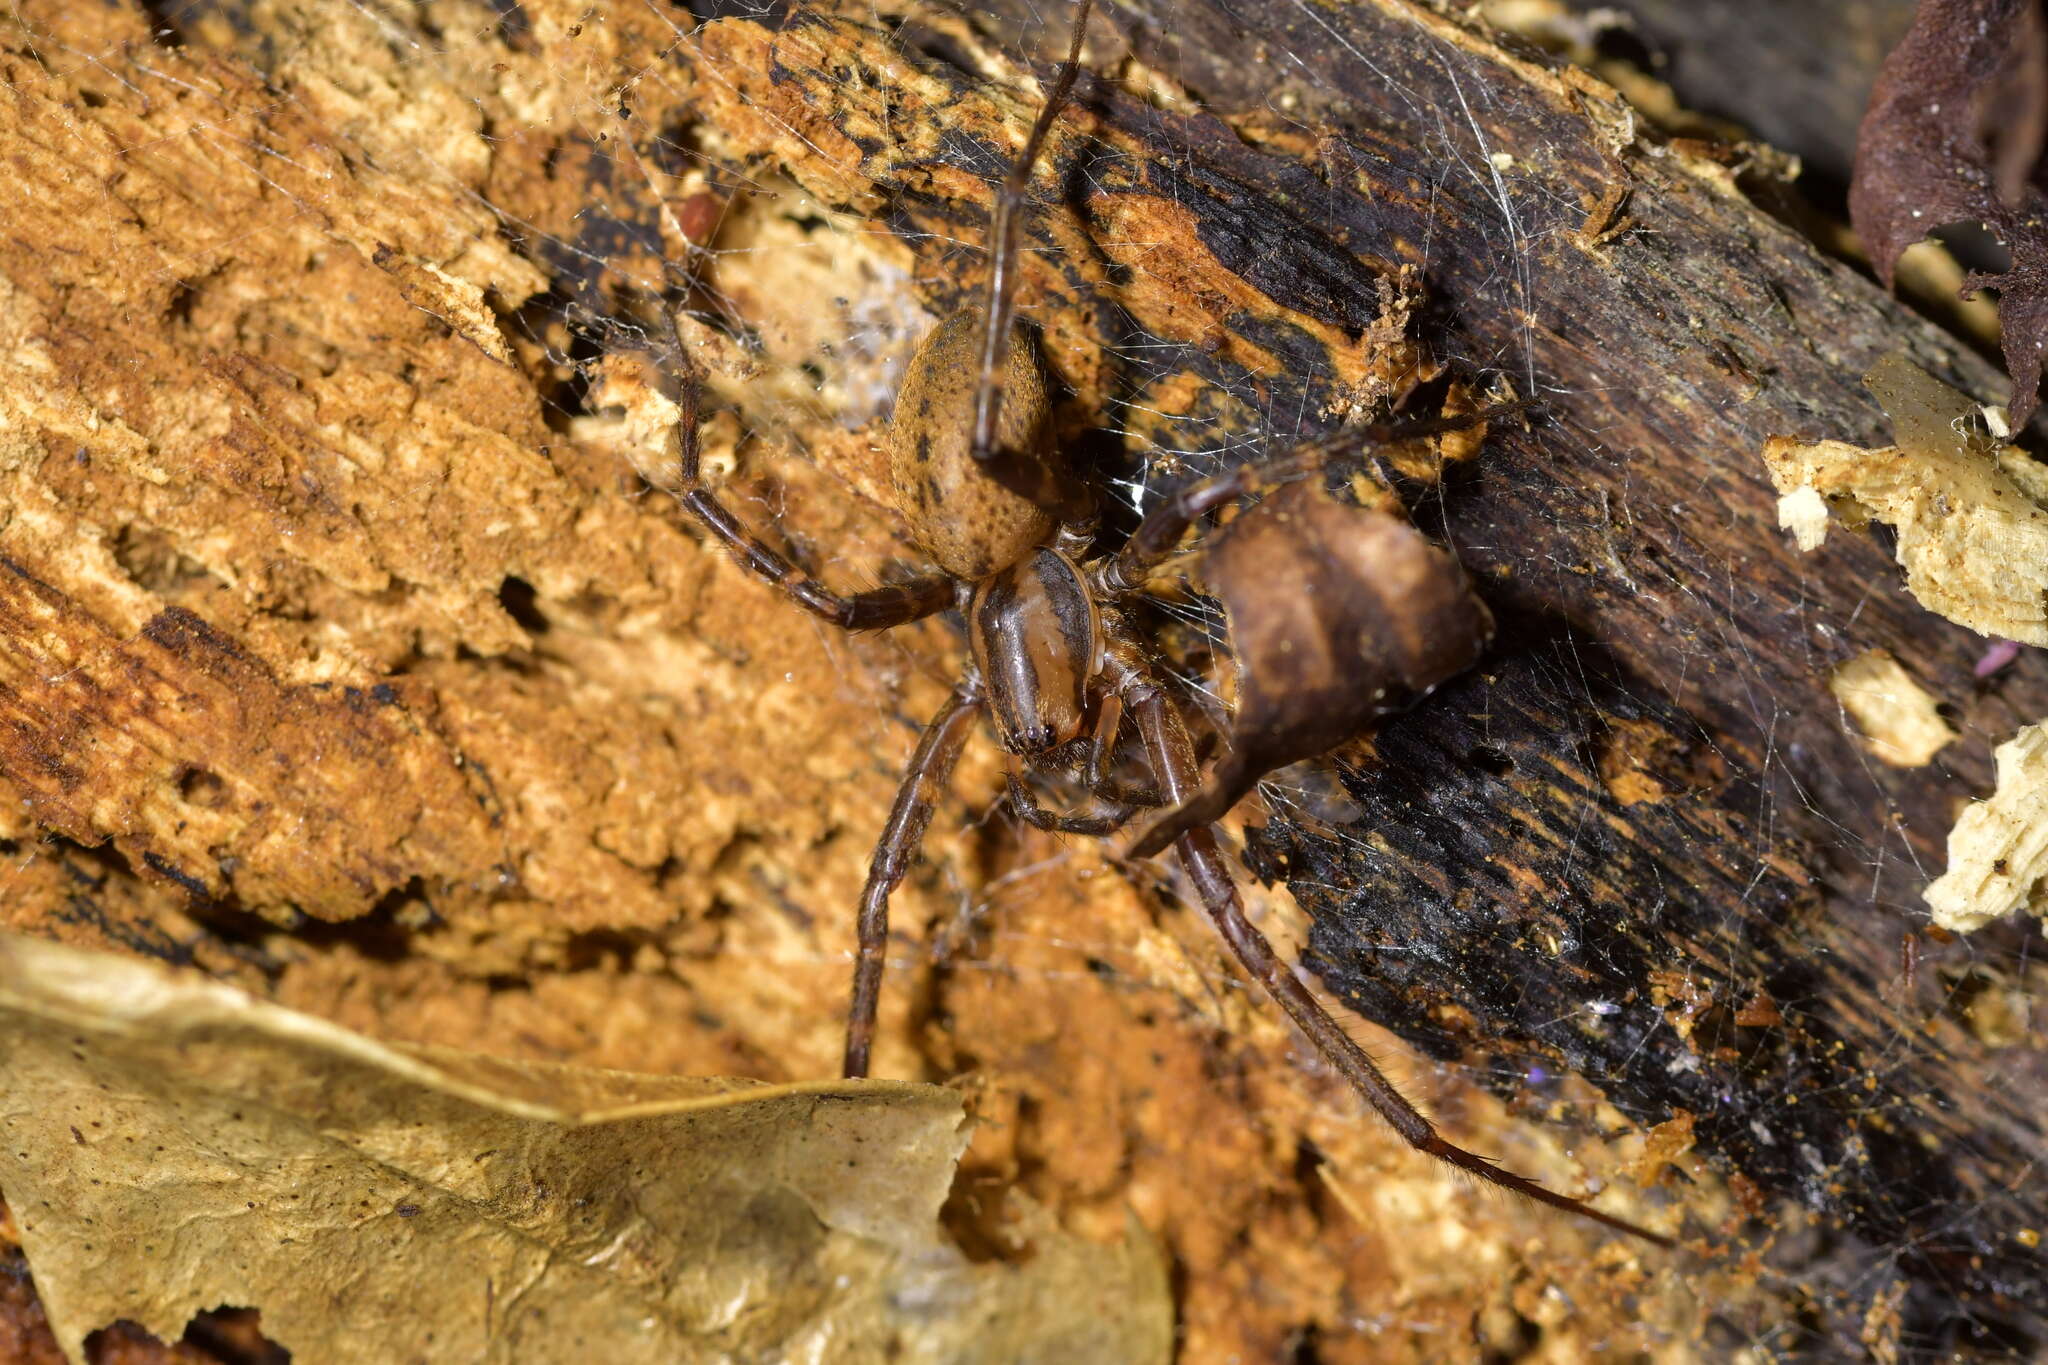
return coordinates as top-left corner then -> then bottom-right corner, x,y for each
668,0 -> 1668,1246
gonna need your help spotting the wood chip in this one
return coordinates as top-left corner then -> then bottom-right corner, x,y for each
1829,649 -> 1955,767
1924,724 -> 2048,933
1762,355 -> 2048,644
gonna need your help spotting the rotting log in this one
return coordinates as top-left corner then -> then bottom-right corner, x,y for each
0,0 -> 2043,1360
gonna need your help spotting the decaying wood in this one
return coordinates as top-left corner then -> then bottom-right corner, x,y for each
1,0 -> 2044,1358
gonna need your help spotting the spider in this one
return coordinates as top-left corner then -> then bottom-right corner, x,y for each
666,0 -> 1668,1247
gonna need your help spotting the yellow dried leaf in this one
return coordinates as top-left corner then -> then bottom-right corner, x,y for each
1924,724 -> 2048,934
0,934 -> 1170,1364
1829,649 -> 1955,767
1761,355 -> 2048,644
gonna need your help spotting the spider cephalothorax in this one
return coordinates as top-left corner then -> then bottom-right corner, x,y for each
668,0 -> 1668,1246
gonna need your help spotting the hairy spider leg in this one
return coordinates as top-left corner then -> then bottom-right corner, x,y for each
1103,451 -> 1322,595
1121,667 -> 1675,1247
668,323 -> 957,631
844,681 -> 985,1078
966,0 -> 1097,519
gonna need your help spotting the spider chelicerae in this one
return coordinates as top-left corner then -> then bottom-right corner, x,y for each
665,0 -> 1667,1247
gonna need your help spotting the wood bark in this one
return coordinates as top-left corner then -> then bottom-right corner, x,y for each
0,0 -> 2042,1359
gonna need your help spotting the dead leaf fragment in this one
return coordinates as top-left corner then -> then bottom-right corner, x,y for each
1851,0 -> 2048,422
0,934 -> 1171,1365
1924,723 -> 2048,932
1830,649 -> 1956,766
1762,356 -> 2048,644
1129,478 -> 1492,854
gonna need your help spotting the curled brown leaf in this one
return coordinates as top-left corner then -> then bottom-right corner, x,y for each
1131,479 -> 1492,855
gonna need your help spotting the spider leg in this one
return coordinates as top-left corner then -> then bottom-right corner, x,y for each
1080,682 -> 1169,805
1006,768 -> 1136,835
965,0 -> 1095,519
844,679 -> 984,1078
670,329 -> 957,631
1121,671 -> 1673,1247
1102,400 -> 1542,595
1004,688 -> 1162,833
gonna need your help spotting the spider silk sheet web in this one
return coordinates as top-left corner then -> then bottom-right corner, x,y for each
3,0 -> 2047,1359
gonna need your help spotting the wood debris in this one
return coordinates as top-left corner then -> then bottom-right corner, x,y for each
1829,649 -> 1955,767
1762,354 -> 2048,644
1924,723 -> 2048,934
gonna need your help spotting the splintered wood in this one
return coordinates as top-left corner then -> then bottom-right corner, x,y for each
1767,356 -> 2048,935
1925,725 -> 2048,934
1763,355 -> 2048,646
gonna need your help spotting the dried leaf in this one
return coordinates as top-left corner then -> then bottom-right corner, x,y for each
1850,0 -> 2048,422
1925,722 -> 2048,931
0,934 -> 1170,1365
1133,479 -> 1492,853
1829,649 -> 1956,766
1762,355 -> 2048,643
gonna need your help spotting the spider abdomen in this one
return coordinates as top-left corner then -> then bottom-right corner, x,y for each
968,547 -> 1102,756
887,309 -> 1055,580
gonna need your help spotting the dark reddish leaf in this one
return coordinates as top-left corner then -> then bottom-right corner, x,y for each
1130,479 -> 1492,856
1850,0 -> 2048,422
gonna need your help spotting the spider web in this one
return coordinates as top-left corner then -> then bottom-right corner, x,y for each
2,0 -> 2045,1359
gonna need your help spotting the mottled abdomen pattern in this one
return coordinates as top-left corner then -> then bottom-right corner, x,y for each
887,309 -> 1055,580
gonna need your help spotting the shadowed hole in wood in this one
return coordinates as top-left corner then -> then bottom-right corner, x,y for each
176,766 -> 227,809
497,576 -> 549,635
1466,744 -> 1515,777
